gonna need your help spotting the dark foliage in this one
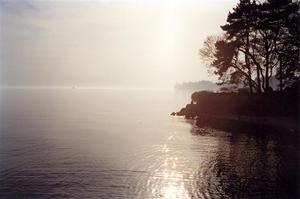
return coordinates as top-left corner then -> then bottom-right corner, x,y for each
199,0 -> 300,93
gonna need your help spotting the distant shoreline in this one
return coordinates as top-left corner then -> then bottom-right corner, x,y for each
175,80 -> 219,92
0,86 -> 173,90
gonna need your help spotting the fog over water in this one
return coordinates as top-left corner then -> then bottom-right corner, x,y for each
0,89 -> 298,198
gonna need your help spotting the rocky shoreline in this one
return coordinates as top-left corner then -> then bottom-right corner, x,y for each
172,91 -> 299,134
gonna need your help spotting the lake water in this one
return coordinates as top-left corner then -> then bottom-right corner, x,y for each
0,89 -> 299,199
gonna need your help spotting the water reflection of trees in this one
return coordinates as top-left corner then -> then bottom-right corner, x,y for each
190,126 -> 299,198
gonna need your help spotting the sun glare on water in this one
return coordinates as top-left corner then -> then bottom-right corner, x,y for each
146,144 -> 191,199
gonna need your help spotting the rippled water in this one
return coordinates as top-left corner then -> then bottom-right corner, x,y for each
0,89 -> 299,199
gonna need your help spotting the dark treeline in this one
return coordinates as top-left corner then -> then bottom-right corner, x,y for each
190,91 -> 299,118
174,0 -> 299,133
199,0 -> 299,93
174,91 -> 299,133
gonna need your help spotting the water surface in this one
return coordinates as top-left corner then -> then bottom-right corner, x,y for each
0,89 -> 298,198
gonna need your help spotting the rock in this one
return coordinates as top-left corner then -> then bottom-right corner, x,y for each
176,108 -> 186,116
184,104 -> 197,119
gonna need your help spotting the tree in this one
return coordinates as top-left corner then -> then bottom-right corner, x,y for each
200,0 -> 259,92
253,0 -> 299,91
199,0 -> 299,93
266,0 -> 300,90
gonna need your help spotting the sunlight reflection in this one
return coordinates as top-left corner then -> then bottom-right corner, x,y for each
148,144 -> 191,199
162,144 -> 169,153
154,166 -> 190,199
163,183 -> 190,199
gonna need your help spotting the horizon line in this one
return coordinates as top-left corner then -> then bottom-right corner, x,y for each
0,85 -> 174,90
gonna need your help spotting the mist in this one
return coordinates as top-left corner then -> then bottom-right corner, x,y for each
0,0 -> 237,88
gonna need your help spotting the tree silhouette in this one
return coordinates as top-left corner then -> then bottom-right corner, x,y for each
199,0 -> 299,93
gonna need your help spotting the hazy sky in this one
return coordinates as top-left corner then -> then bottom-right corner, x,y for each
1,0 -> 238,88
